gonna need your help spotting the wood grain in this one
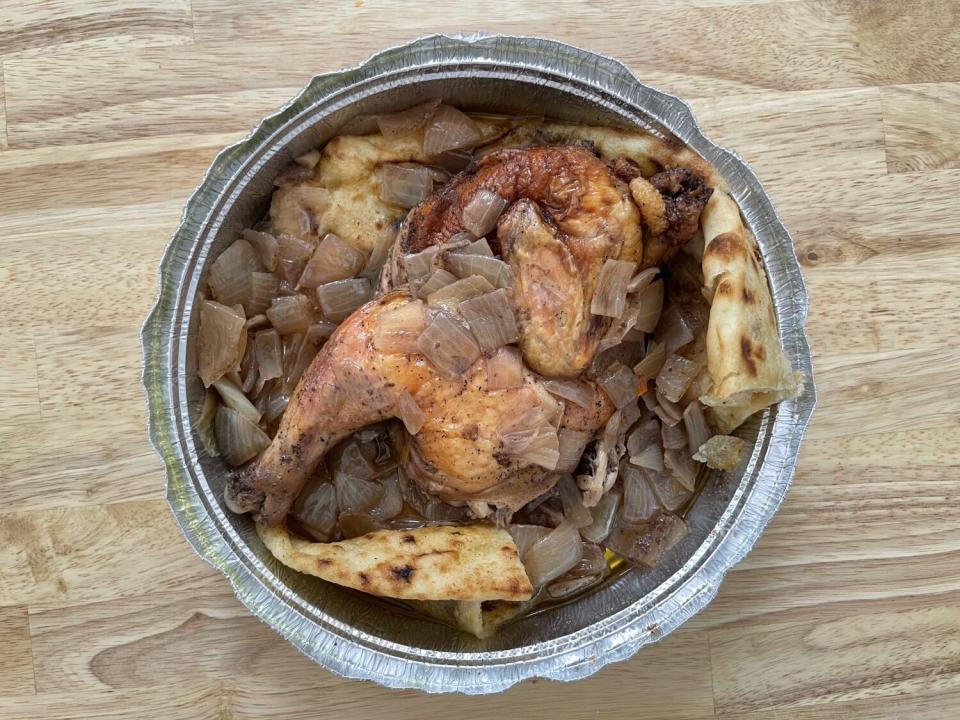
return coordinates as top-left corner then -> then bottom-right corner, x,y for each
2,1 -> 959,718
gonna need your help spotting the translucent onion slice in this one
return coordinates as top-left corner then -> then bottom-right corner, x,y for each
598,361 -> 640,409
415,312 -> 481,377
364,225 -> 397,276
558,474 -> 593,528
627,418 -> 663,471
547,575 -> 599,600
245,314 -> 269,331
621,465 -> 661,524
334,470 -> 383,515
276,233 -> 315,285
643,468 -> 691,511
458,289 -> 519,353
633,279 -> 664,333
655,387 -> 684,425
444,253 -> 513,289
208,239 -> 260,308
664,448 -> 697,491
511,425 -> 560,470
567,542 -> 608,578
542,378 -> 594,410
376,98 -> 441,139
254,329 -> 282,383
397,390 -> 426,435
634,340 -> 666,382
299,233 -> 365,289
402,246 -> 440,283
370,471 -> 404,520
214,406 -> 270,466
661,421 -> 687,450
426,274 -> 495,310
655,303 -> 695,353
462,190 -> 508,237
339,512 -> 385,539
316,278 -> 372,322
683,401 -> 711,458
606,513 -> 688,567
507,524 -> 551,559
523,521 -> 584,589
293,479 -> 338,541
372,300 -> 427,354
242,229 -> 279,272
198,300 -> 247,387
379,164 -> 434,208
423,104 -> 484,156
579,490 -> 620,543
485,346 -> 523,390
213,376 -> 261,423
261,384 -> 290,424
628,266 -> 660,293
416,268 -> 458,299
247,271 -> 280,315
556,428 -> 592,473
590,259 -> 637,318
457,237 -> 494,257
656,354 -> 700,404
195,389 -> 220,457
266,294 -> 314,335
432,148 -> 473,172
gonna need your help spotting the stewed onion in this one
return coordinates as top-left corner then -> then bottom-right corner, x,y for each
590,259 -> 636,318
621,465 -> 661,525
423,104 -> 483,156
627,418 -> 664,471
542,378 -> 595,410
522,520 -> 584,589
276,233 -> 314,285
254,329 -> 282,384
247,272 -> 280,315
426,274 -> 495,310
682,401 -> 711,457
376,98 -> 442,139
266,294 -> 314,335
299,233 -> 365,289
242,229 -> 279,272
633,340 -> 666,383
417,268 -> 458,298
213,376 -> 262,424
656,353 -> 701,404
293,479 -> 338,541
579,490 -> 620,543
444,253 -> 513,289
485,346 -> 523,390
208,239 -> 260,308
557,474 -> 592,527
364,225 -> 398,277
458,289 -> 519,353
397,390 -> 426,435
556,428 -> 592,473
379,164 -> 434,208
198,300 -> 246,387
415,312 -> 481,377
372,300 -> 427,354
633,279 -> 664,333
598,361 -> 640,409
507,524 -> 551,559
462,190 -> 508,237
214,406 -> 270,466
316,278 -> 372,322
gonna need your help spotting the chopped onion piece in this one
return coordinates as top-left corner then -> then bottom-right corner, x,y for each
334,470 -> 383,515
397,390 -> 426,435
644,468 -> 691,511
655,303 -> 695,353
693,435 -> 746,471
558,475 -> 593,528
462,190 -> 509,237
417,268 -> 458,299
627,418 -> 664,471
299,233 -> 365,289
432,148 -> 473,172
567,542 -> 608,578
456,237 -> 494,257
507,524 -> 551,559
522,521 -> 584,589
628,266 -> 660,293
195,389 -> 220,457
485,346 -> 523,390
580,490 -> 620,543
198,300 -> 246,387
621,465 -> 661,524
208,239 -> 260,308
655,387 -> 684,425
556,428 -> 592,473
214,406 -> 269,466
338,512 -> 384,539
509,425 -> 560,470
606,513 -> 687,567
598,361 -> 640,409
547,575 -> 599,600
254,329 -> 282,384
364,225 -> 397,276
665,448 -> 696,491
370,471 -> 404,520
380,163 -> 434,208
661,421 -> 687,450
316,278 -> 372,322
245,314 -> 269,331
415,312 -> 481,377
683,401 -> 711,457
444,253 -> 513,289
213,376 -> 261,423
426,274 -> 495,310
657,354 -> 700,404
423,104 -> 483,156
261,384 -> 290,424
293,479 -> 338,541
247,271 -> 279,315
276,234 -> 315,285
542,378 -> 594,410
458,289 -> 519,353
590,259 -> 636,318
240,344 -> 257,395
242,229 -> 279,272
402,246 -> 440,283
266,294 -> 314,335
633,279 -> 664,333
634,340 -> 667,382
376,98 -> 442,139
372,300 -> 427,354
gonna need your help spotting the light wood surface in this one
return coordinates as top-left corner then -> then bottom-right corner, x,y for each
2,2 -> 959,718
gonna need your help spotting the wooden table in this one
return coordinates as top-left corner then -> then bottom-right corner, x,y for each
2,2 -> 958,717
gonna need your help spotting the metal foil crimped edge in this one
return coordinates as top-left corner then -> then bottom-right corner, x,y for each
141,33 -> 816,694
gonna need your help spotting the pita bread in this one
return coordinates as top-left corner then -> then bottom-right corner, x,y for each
410,597 -> 538,639
257,523 -> 533,602
698,190 -> 802,432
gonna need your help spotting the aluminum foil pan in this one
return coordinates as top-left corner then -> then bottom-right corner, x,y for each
142,33 -> 815,694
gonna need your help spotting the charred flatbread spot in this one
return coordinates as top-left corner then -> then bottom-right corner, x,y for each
359,571 -> 370,585
391,565 -> 415,582
706,232 -> 746,262
716,279 -> 736,296
401,534 -> 416,544
501,545 -> 516,555
742,288 -> 755,304
740,336 -> 759,377
315,558 -> 332,568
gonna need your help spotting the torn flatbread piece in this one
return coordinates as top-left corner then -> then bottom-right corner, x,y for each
698,190 -> 803,433
258,523 -> 533,602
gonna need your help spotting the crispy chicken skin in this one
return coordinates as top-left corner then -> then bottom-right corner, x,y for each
630,168 -> 713,268
392,146 -> 643,378
226,291 -> 613,526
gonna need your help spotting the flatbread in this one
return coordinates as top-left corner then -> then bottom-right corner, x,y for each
257,523 -> 533,602
410,598 -> 538,639
698,190 -> 802,432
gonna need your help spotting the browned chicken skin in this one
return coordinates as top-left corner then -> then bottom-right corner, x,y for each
226,291 -> 613,526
